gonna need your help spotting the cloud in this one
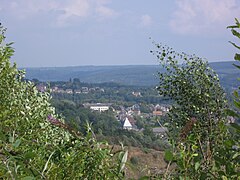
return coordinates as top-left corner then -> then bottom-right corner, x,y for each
140,14 -> 153,27
170,0 -> 240,34
0,0 -> 118,26
96,6 -> 118,19
0,0 -> 59,20
56,0 -> 90,26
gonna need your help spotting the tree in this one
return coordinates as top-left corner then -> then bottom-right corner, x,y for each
0,24 -> 125,179
151,40 -> 239,179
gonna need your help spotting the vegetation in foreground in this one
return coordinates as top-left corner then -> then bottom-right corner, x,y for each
0,25 -> 126,179
0,19 -> 239,179
149,19 -> 239,179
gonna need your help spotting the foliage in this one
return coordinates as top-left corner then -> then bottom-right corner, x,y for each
228,18 -> 240,64
227,18 -> 240,118
151,40 -> 239,179
0,24 -> 124,179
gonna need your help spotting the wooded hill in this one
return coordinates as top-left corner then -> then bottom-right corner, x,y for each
23,61 -> 239,89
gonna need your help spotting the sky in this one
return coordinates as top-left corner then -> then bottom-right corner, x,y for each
0,0 -> 240,67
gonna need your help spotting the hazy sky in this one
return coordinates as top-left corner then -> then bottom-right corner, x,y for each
1,0 -> 240,67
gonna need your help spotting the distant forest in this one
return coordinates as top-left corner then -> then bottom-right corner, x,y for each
23,62 -> 239,90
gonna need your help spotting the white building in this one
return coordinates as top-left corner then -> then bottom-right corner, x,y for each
65,89 -> 73,94
84,103 -> 111,112
82,87 -> 89,94
123,117 -> 132,130
75,89 -> 81,94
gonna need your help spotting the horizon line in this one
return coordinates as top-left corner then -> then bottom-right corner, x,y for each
17,60 -> 234,69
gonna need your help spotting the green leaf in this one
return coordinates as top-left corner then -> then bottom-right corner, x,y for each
229,41 -> 240,50
232,152 -> 240,159
139,176 -> 151,180
224,140 -> 233,148
225,109 -> 239,118
232,29 -> 240,39
230,123 -> 240,132
24,151 -> 37,160
227,25 -> 238,28
191,144 -> 198,151
42,151 -> 55,174
222,175 -> 228,180
120,150 -> 128,172
234,53 -> 240,61
195,162 -> 200,171
164,150 -> 173,161
9,136 -> 14,143
233,64 -> 240,69
234,100 -> 240,109
233,63 -> 240,69
13,139 -> 21,148
233,90 -> 239,98
21,176 -> 35,180
0,131 -> 6,141
20,111 -> 25,115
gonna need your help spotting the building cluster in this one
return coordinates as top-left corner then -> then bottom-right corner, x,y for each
37,84 -> 105,94
115,104 -> 170,131
36,83 -> 170,136
52,86 -> 104,94
132,91 -> 142,97
36,84 -> 47,92
82,103 -> 168,131
150,104 -> 170,116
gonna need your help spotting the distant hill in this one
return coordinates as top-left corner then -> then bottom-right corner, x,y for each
23,61 -> 239,88
23,65 -> 160,86
209,61 -> 240,91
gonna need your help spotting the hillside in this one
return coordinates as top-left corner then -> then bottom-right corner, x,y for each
117,146 -> 167,179
23,61 -> 239,88
23,65 -> 160,86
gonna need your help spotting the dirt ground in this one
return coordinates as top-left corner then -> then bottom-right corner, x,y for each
125,147 -> 167,179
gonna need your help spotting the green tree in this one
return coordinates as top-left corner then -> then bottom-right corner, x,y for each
0,24 -> 124,179
151,40 -> 239,179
